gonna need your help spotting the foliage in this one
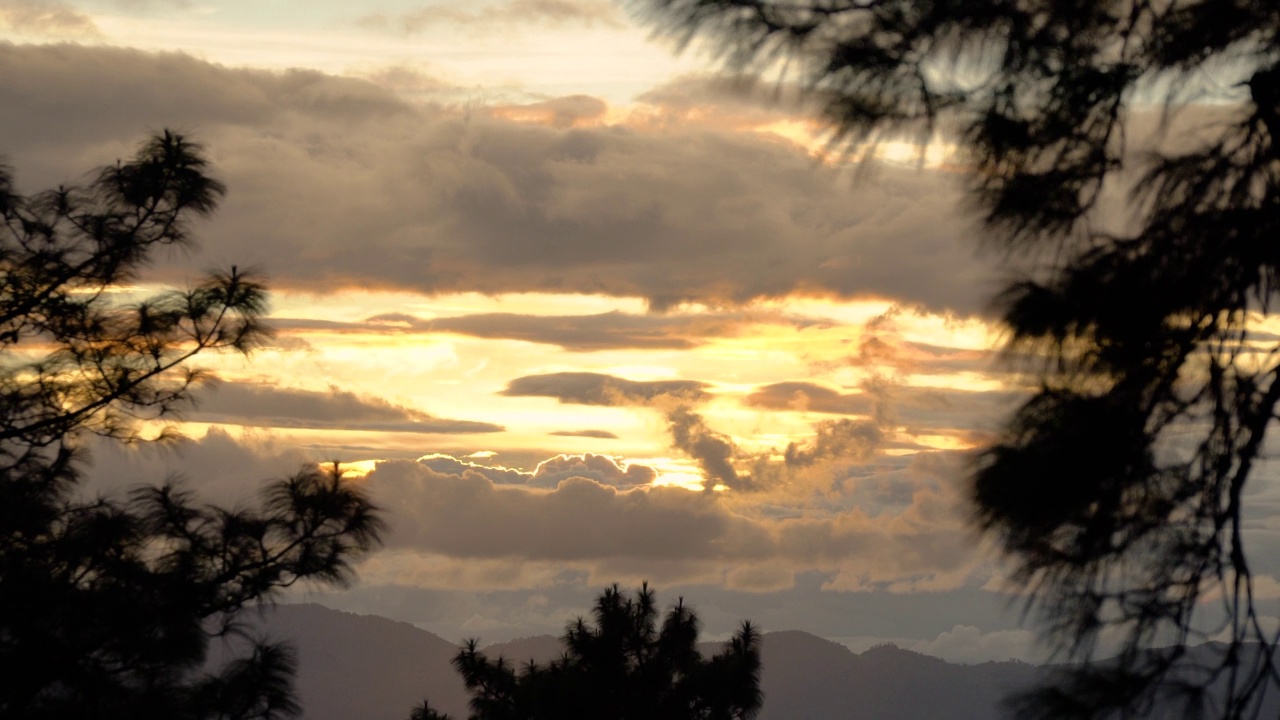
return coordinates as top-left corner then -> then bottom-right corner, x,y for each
0,132 -> 384,719
637,1 -> 1280,717
420,584 -> 762,720
408,699 -> 453,720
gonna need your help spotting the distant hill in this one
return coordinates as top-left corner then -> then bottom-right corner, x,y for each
756,634 -> 1038,720
236,603 -> 473,719
242,603 -> 1043,720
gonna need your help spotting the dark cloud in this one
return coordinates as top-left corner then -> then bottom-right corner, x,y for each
366,452 -> 972,582
286,308 -> 826,352
742,378 -> 1021,441
783,418 -> 883,467
81,431 -> 984,599
550,429 -> 617,439
663,402 -> 891,492
666,406 -> 748,489
190,381 -> 504,434
356,0 -> 621,35
747,371 -> 1024,435
501,372 -> 709,405
372,459 -> 751,561
0,43 -> 993,316
745,381 -> 872,415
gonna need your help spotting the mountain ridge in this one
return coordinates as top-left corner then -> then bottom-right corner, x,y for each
243,602 -> 1042,719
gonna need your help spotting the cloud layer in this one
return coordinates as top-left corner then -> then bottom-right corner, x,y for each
501,372 -> 708,405
190,381 -> 504,434
271,308 -> 821,351
0,43 -> 993,315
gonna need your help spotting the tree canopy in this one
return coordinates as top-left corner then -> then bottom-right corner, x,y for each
637,1 -> 1280,717
0,132 -> 384,719
415,584 -> 762,720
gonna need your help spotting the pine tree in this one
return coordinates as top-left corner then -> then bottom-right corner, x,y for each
423,584 -> 762,720
638,1 -> 1280,717
0,132 -> 384,719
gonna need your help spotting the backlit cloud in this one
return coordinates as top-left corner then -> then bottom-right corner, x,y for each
746,381 -> 872,415
356,0 -> 622,35
82,430 -> 979,592
529,453 -> 657,488
191,381 -> 504,434
550,429 -> 618,439
0,1 -> 101,39
366,451 -> 977,592
275,308 -> 829,351
0,43 -> 993,316
501,372 -> 709,405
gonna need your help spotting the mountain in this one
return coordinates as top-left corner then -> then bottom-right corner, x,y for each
243,603 -> 1042,720
225,603 -> 473,719
757,634 -> 1038,720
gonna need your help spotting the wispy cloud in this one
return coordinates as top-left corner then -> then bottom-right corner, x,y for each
0,0 -> 101,39
190,381 -> 504,434
745,381 -> 873,415
661,406 -> 888,493
501,372 -> 709,405
357,0 -> 622,35
276,309 -> 829,352
550,429 -> 618,439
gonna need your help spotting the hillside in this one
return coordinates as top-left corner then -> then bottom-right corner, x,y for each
242,603 -> 1042,720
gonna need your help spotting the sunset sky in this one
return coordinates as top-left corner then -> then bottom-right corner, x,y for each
0,0 -> 1074,661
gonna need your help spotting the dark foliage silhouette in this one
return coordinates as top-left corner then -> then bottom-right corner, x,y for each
0,132 -> 384,719
637,1 -> 1280,718
416,583 -> 762,720
408,699 -> 453,720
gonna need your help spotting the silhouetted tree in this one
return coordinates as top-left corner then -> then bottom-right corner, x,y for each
418,584 -> 762,720
409,699 -> 453,720
0,132 -> 384,719
638,1 -> 1280,718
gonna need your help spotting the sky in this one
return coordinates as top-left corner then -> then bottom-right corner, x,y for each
0,0 -> 1109,663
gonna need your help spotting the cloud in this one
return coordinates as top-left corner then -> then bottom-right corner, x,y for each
501,372 -> 709,405
80,430 -> 984,601
0,43 -> 993,316
633,74 -> 823,132
367,452 -> 974,581
665,406 -> 748,489
746,381 -> 872,415
783,418 -> 883,467
413,451 -> 656,489
80,427 -> 320,506
908,625 -> 1043,664
743,380 -> 1019,439
416,453 -> 532,484
190,381 -> 504,434
371,459 -> 752,561
528,453 -> 656,488
661,403 -> 890,493
490,95 -> 608,129
0,1 -> 102,39
550,429 -> 618,439
356,0 -> 622,35
276,308 -> 827,352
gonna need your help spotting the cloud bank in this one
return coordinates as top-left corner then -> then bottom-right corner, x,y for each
501,372 -> 709,405
0,43 -> 993,316
190,381 -> 504,434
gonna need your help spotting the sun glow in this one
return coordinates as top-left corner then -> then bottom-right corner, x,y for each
651,472 -> 708,491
